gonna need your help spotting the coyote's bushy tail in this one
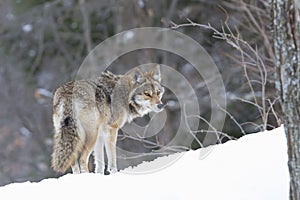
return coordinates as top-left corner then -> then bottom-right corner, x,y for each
51,97 -> 83,173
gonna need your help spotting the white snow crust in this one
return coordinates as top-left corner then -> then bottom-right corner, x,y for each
0,126 -> 289,200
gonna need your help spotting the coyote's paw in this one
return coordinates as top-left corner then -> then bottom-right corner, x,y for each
107,168 -> 117,175
95,166 -> 105,174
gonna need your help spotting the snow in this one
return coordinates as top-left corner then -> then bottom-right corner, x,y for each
22,24 -> 32,33
0,126 -> 289,200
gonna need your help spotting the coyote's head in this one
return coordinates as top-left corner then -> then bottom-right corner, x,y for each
128,64 -> 165,117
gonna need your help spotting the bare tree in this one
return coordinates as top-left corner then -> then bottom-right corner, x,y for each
272,0 -> 300,199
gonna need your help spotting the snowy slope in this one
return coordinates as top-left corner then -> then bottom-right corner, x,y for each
0,126 -> 289,200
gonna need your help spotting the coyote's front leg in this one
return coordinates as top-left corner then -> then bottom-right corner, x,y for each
94,129 -> 105,174
104,127 -> 118,174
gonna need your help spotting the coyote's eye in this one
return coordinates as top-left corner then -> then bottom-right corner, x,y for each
144,91 -> 151,97
156,90 -> 160,95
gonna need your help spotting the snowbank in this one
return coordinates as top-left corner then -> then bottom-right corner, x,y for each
0,126 -> 289,200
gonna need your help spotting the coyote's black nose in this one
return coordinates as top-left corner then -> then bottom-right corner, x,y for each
157,103 -> 164,109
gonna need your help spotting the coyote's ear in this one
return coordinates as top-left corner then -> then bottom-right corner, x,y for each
132,69 -> 143,84
151,64 -> 161,82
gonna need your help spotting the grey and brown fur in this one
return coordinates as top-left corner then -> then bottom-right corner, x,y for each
51,65 -> 164,174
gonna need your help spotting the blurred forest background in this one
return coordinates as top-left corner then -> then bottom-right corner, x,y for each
0,0 -> 279,185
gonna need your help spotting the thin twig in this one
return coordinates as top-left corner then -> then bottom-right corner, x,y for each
186,114 -> 222,144
183,103 -> 204,148
266,97 -> 280,127
217,104 -> 246,135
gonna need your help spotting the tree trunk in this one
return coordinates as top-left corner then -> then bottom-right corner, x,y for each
272,0 -> 300,199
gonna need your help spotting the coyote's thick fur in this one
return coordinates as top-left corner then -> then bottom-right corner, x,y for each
51,65 -> 164,174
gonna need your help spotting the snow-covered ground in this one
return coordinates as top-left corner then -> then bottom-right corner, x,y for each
0,126 -> 289,200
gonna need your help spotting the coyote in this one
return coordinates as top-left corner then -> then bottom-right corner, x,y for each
51,65 -> 165,174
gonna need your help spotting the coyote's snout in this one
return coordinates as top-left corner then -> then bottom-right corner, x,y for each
51,65 -> 164,174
